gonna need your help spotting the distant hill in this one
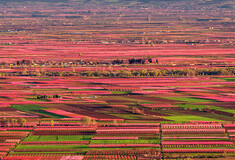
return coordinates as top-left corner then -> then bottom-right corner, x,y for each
0,0 -> 230,3
221,4 -> 235,9
1,0 -> 234,9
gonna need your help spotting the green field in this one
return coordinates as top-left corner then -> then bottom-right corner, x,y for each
90,139 -> 158,144
176,104 -> 235,114
11,104 -> 44,112
24,135 -> 93,142
164,97 -> 216,103
111,91 -> 132,94
164,115 -> 223,122
11,104 -> 68,118
215,77 -> 235,82
15,145 -> 88,150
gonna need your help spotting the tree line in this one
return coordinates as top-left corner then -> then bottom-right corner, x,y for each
79,67 -> 235,77
0,118 -> 26,127
0,67 -> 234,77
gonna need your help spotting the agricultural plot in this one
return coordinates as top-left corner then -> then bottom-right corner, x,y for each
0,76 -> 234,159
0,122 -> 234,160
0,129 -> 30,159
162,123 -> 235,159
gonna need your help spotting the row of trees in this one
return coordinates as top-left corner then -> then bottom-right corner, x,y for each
1,117 -> 120,127
0,118 -> 26,127
2,57 -> 157,67
46,117 -> 96,126
165,153 -> 228,159
80,67 -> 235,77
39,118 -> 121,127
0,67 -> 233,77
128,58 -> 156,64
37,95 -> 60,99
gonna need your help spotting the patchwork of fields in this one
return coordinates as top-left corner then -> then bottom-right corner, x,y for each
0,76 -> 234,159
0,0 -> 235,159
0,122 -> 235,159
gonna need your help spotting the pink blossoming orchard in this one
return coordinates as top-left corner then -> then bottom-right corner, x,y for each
0,0 -> 235,159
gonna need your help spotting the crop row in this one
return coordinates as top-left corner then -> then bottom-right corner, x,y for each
162,136 -> 229,139
227,130 -> 235,133
21,141 -> 90,145
88,144 -> 160,148
39,122 -> 82,126
97,127 -> 159,130
3,156 -> 70,160
8,153 -> 79,157
99,119 -> 125,122
223,124 -> 235,128
162,129 -> 225,133
163,149 -> 235,153
162,141 -> 233,145
86,149 -> 160,155
96,129 -> 159,134
83,155 -> 137,160
99,123 -> 160,127
0,147 -> 12,152
32,131 -> 95,135
0,127 -> 34,131
13,148 -> 84,152
34,128 -> 96,131
95,133 -> 158,139
163,144 -> 234,148
35,126 -> 95,129
97,129 -> 159,132
161,134 -> 227,137
162,124 -> 222,129
92,137 -> 138,140
5,139 -> 21,143
163,153 -> 232,159
0,143 -> 16,146
90,139 -> 157,144
0,132 -> 29,137
97,131 -> 159,135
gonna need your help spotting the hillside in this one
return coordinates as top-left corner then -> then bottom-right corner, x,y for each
1,0 -> 234,7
